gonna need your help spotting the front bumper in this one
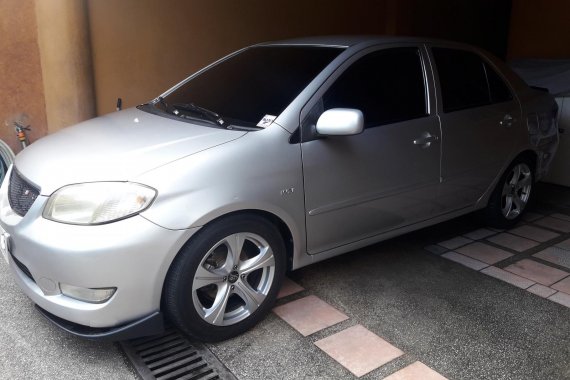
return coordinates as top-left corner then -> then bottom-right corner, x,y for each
0,168 -> 197,336
36,306 -> 165,341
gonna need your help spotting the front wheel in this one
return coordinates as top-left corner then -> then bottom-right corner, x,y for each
485,158 -> 533,229
164,214 -> 286,342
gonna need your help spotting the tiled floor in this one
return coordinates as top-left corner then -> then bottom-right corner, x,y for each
272,295 -> 348,336
273,280 -> 448,378
314,325 -> 403,377
383,361 -> 448,380
509,225 -> 559,242
428,211 -> 570,310
534,247 -> 570,269
504,259 -> 568,286
455,242 -> 513,264
277,277 -> 305,299
486,233 -> 540,252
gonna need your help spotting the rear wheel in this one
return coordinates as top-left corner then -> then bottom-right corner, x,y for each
485,158 -> 533,228
164,214 -> 286,341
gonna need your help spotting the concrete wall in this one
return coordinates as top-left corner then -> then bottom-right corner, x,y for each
508,0 -> 570,59
0,0 -> 47,154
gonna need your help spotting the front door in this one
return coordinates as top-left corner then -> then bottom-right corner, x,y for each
301,47 -> 442,254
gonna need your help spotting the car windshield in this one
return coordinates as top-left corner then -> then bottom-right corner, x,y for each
158,45 -> 344,127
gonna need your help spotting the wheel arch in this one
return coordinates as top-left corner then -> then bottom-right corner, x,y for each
160,208 -> 296,306
476,149 -> 538,210
516,149 -> 538,175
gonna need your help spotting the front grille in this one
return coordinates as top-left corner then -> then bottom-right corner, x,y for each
10,252 -> 35,283
9,169 -> 40,217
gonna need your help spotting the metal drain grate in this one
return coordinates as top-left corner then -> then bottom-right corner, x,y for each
120,328 -> 236,380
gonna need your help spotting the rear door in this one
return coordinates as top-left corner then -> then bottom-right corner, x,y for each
300,46 -> 442,254
430,47 -> 521,211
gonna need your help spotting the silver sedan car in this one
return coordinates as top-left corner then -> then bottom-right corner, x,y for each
0,36 -> 558,341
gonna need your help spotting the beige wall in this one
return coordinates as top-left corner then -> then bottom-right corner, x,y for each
87,0 -> 516,116
508,0 -> 570,59
0,0 -> 47,154
87,0 -> 400,115
35,0 -> 96,133
6,0 -> 563,147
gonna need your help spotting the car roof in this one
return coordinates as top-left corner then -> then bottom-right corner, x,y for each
257,35 -> 462,49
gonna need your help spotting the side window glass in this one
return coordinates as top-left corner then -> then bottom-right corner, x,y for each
322,47 -> 427,128
485,63 -> 513,104
432,48 -> 489,112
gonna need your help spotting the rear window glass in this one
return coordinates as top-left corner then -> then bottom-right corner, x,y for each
486,63 -> 513,103
433,48 -> 512,113
162,46 -> 344,126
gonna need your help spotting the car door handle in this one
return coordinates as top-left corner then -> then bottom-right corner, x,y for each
499,114 -> 514,127
413,132 -> 439,148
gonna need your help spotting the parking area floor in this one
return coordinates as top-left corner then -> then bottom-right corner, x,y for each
1,184 -> 569,379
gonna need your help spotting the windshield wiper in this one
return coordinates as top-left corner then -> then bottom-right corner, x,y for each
171,102 -> 228,128
156,96 -> 170,111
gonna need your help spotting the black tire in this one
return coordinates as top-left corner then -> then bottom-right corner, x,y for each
485,157 -> 534,229
164,214 -> 286,342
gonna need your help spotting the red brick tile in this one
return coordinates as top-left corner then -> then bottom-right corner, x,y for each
533,247 -> 570,270
384,361 -> 448,380
548,292 -> 570,308
534,216 -> 570,233
527,284 -> 557,298
456,242 -> 513,265
424,245 -> 448,255
462,228 -> 496,240
555,238 -> 570,251
551,277 -> 570,295
551,213 -> 570,222
314,325 -> 403,377
277,277 -> 304,299
523,212 -> 544,222
508,225 -> 559,242
480,266 -> 535,289
441,252 -> 488,271
504,259 -> 569,286
273,295 -> 348,336
438,236 -> 472,250
486,233 -> 539,252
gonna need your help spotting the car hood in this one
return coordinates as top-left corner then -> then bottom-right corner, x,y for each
14,107 -> 246,195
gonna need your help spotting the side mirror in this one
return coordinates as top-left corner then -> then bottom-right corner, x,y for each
315,108 -> 364,136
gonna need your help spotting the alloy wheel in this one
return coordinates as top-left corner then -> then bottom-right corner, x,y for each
191,232 -> 276,326
500,163 -> 532,220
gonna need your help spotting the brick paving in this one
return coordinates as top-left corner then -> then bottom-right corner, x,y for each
504,259 -> 568,286
486,232 -> 540,252
272,295 -> 348,336
383,361 -> 448,380
274,279 -> 448,378
428,212 -> 570,311
314,325 -> 403,377
456,242 -> 513,264
277,277 -> 305,299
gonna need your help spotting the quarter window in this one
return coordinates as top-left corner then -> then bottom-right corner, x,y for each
432,48 -> 513,113
486,63 -> 513,104
323,47 -> 428,128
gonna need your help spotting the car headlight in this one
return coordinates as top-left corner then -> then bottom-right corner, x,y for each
43,182 -> 156,225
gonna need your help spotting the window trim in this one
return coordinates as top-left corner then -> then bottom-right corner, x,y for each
298,43 -> 434,141
428,45 -> 514,114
